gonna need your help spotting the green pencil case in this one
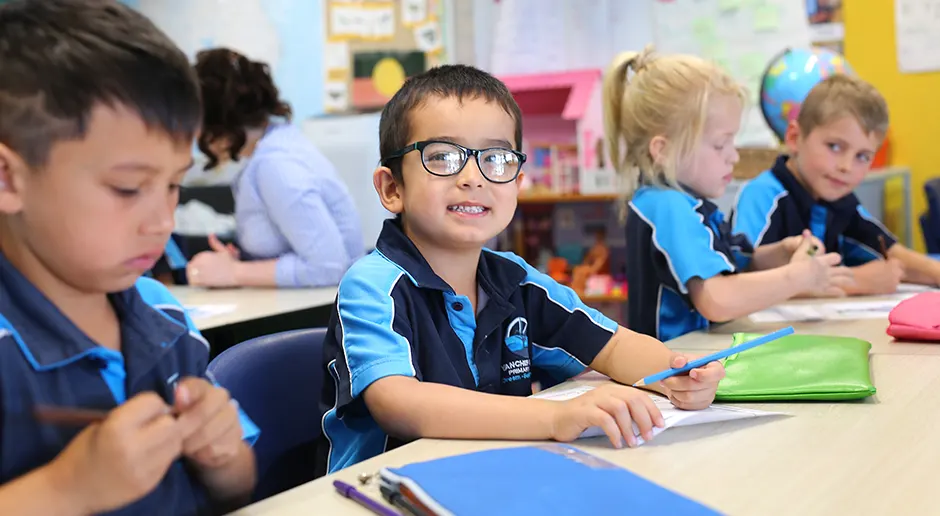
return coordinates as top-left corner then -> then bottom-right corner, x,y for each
714,333 -> 876,401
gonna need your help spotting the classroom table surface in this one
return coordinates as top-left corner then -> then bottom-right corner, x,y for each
666,293 -> 938,357
229,292 -> 938,516
230,353 -> 940,516
168,286 -> 337,330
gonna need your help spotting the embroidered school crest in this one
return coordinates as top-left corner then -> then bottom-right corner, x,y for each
502,317 -> 531,384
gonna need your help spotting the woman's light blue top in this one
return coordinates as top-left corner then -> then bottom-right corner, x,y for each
233,122 -> 364,287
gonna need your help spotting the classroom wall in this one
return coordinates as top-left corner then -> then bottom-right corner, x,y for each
845,3 -> 940,251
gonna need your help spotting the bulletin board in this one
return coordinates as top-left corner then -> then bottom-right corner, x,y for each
322,0 -> 449,113
650,0 -> 812,147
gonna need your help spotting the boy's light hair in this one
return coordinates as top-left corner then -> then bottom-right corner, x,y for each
796,74 -> 888,140
603,46 -> 746,197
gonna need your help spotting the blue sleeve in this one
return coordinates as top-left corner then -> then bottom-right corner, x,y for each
842,204 -> 898,266
251,156 -> 352,287
732,176 -> 789,247
133,277 -> 260,445
491,251 -> 617,382
333,260 -> 416,405
163,237 -> 188,270
631,191 -> 735,294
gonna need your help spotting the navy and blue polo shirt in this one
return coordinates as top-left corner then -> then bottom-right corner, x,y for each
316,219 -> 618,475
732,155 -> 897,266
0,251 -> 259,515
625,186 -> 753,342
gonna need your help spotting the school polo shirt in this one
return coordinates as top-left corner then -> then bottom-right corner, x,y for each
625,186 -> 753,342
732,155 -> 897,265
0,253 -> 259,516
316,219 -> 618,475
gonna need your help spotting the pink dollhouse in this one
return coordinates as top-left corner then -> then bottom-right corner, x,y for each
497,69 -> 617,194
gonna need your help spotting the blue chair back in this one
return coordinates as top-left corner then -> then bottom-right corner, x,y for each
923,178 -> 940,253
922,214 -> 940,254
207,328 -> 326,501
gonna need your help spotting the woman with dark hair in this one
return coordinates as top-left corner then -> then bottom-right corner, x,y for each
186,48 -> 364,288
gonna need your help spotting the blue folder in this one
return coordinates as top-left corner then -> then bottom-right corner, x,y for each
379,444 -> 721,515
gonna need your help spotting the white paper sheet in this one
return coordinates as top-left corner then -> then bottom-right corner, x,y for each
185,304 -> 237,321
401,0 -> 427,26
895,0 -> 940,73
749,295 -> 916,323
532,384 -> 784,445
413,21 -> 442,53
324,41 -> 350,71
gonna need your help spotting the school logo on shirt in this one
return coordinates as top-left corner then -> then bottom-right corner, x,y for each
502,317 -> 530,383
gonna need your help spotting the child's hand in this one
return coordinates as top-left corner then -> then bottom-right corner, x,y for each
49,393 -> 181,514
792,252 -> 854,297
174,378 -> 244,470
851,258 -> 904,295
550,385 -> 664,448
187,235 -> 239,288
661,353 -> 726,410
784,229 -> 825,258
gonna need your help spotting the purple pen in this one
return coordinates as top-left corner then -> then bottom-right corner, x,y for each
334,480 -> 400,516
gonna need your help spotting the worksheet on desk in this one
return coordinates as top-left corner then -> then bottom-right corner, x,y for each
749,293 -> 921,323
184,304 -> 237,321
532,385 -> 784,445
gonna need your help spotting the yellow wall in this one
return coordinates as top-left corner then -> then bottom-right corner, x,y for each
845,2 -> 940,251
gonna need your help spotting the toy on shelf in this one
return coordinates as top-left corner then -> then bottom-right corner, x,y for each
570,225 -> 610,294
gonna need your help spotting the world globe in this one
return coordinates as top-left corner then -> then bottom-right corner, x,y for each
759,47 -> 854,141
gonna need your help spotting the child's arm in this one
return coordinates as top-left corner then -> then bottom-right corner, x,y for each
0,466 -> 85,516
363,329 -> 723,450
888,244 -> 940,286
688,252 -> 853,322
0,393 -> 183,516
839,258 -> 905,295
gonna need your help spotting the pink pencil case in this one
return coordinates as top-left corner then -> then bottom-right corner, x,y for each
887,292 -> 940,341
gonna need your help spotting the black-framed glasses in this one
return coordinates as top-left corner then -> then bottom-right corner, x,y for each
381,140 -> 526,184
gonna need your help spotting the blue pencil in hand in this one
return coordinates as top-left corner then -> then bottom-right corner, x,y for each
633,326 -> 795,387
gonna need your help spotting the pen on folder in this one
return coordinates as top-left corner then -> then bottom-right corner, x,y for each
379,483 -> 426,516
633,326 -> 795,387
334,480 -> 401,516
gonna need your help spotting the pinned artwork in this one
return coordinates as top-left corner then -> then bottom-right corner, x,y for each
352,51 -> 426,109
413,20 -> 442,53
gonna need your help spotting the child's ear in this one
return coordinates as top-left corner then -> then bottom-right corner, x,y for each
648,135 -> 668,164
783,120 -> 802,155
373,165 -> 404,215
0,143 -> 26,215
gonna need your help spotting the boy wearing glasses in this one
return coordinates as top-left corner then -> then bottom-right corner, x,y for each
315,65 -> 726,475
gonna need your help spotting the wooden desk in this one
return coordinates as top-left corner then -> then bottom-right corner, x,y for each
168,286 -> 337,331
169,286 -> 337,356
231,353 -> 940,515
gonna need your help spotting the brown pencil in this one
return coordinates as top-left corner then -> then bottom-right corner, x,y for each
33,405 -> 109,427
878,235 -> 889,259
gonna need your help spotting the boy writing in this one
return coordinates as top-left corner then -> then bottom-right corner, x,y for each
734,75 -> 940,294
0,1 -> 257,514
316,64 -> 726,475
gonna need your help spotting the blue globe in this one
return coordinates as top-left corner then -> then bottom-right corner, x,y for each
759,47 -> 855,141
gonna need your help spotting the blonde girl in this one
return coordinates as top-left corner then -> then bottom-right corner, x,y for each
604,46 -> 852,341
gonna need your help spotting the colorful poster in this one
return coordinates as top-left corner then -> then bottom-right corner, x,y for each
806,0 -> 844,53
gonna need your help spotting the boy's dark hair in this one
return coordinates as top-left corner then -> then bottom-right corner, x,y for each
195,48 -> 292,170
379,64 -> 523,182
0,0 -> 201,168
